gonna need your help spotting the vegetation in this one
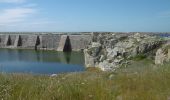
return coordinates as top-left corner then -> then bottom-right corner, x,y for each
129,54 -> 147,61
1,59 -> 170,100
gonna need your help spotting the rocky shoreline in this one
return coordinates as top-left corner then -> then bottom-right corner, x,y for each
84,33 -> 169,71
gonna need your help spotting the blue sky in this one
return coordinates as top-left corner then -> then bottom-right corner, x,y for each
0,0 -> 170,32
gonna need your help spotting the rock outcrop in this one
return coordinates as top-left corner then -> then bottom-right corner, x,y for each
155,43 -> 170,65
155,49 -> 167,64
85,33 -> 164,71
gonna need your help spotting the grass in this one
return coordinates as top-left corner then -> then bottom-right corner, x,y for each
129,54 -> 147,61
1,59 -> 170,100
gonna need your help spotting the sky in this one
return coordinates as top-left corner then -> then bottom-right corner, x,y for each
0,0 -> 170,32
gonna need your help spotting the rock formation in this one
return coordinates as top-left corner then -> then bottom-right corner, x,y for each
155,49 -> 166,64
84,33 -> 164,71
155,42 -> 170,65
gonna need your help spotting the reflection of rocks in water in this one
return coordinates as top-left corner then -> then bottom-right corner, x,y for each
0,49 -> 84,66
35,51 -> 41,62
64,52 -> 71,64
58,52 -> 84,65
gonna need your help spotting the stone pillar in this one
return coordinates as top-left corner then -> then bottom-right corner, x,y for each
84,49 -> 95,67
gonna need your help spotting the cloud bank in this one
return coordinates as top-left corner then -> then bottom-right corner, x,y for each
0,7 -> 36,26
0,0 -> 57,32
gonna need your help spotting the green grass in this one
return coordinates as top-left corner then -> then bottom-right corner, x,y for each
1,60 -> 170,100
129,54 -> 147,61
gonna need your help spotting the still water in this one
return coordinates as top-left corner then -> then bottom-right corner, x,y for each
0,49 -> 85,74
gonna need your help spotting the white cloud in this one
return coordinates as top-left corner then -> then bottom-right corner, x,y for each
0,2 -> 59,32
0,0 -> 26,3
0,7 -> 60,32
0,7 -> 36,26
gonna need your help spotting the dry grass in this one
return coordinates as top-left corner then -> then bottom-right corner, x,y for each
1,59 -> 170,100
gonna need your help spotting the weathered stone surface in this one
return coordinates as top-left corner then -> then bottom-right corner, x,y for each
14,35 -> 21,47
40,34 -> 61,50
155,49 -> 166,64
57,35 -> 68,51
0,35 -> 6,47
107,47 -> 119,60
69,35 -> 92,51
98,60 -> 114,71
168,49 -> 170,60
4,35 -> 10,46
85,32 -> 164,71
155,42 -> 170,65
10,35 -> 17,46
22,35 -> 39,49
88,42 -> 102,57
84,49 -> 95,67
99,55 -> 105,62
0,33 -> 92,51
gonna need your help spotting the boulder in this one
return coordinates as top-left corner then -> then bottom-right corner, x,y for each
98,60 -> 115,71
155,49 -> 166,65
107,47 -> 119,60
155,43 -> 170,65
88,42 -> 102,57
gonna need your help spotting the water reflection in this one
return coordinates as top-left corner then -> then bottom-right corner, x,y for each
0,49 -> 84,65
0,49 -> 85,74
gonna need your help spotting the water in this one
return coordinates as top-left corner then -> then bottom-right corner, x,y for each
0,49 -> 85,75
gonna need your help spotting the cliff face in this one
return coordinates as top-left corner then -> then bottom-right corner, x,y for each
84,33 -> 164,71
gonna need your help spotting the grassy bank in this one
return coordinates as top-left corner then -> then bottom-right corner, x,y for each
1,60 -> 170,100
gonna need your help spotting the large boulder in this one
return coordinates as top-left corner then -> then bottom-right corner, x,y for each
155,49 -> 166,64
87,42 -> 102,57
98,60 -> 116,71
155,43 -> 170,65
